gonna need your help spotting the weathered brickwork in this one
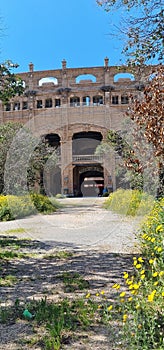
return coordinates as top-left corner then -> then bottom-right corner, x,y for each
0,58 -> 153,196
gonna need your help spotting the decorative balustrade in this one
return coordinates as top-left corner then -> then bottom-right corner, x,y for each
72,154 -> 103,163
56,154 -> 103,165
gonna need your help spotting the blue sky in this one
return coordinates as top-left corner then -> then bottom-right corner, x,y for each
0,0 -> 126,73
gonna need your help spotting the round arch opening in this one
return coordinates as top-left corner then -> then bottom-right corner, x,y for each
73,165 -> 104,197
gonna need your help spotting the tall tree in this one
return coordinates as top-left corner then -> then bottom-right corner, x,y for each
97,0 -> 164,64
0,60 -> 24,104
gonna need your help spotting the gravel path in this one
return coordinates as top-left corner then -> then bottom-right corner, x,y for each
0,197 -> 141,349
0,197 -> 140,253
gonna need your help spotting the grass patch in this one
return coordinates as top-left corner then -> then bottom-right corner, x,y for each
3,228 -> 26,234
0,297 -> 100,349
43,251 -> 73,260
58,272 -> 90,292
0,250 -> 28,259
0,275 -> 18,286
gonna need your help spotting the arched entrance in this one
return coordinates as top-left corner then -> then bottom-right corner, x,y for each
72,131 -> 104,196
73,165 -> 104,197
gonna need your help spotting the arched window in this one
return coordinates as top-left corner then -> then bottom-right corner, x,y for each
76,74 -> 96,84
93,95 -> 103,106
70,96 -> 80,107
114,72 -> 135,83
83,96 -> 90,106
39,77 -> 58,86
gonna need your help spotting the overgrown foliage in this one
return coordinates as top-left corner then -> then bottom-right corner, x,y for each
0,122 -> 23,193
97,0 -> 164,64
127,66 -> 164,197
0,61 -> 24,104
104,188 -> 154,216
107,197 -> 164,349
0,122 -> 58,195
0,193 -> 59,221
96,67 -> 164,196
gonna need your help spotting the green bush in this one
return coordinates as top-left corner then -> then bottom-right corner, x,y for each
106,198 -> 164,349
0,193 -> 60,221
30,193 -> 60,214
104,188 -> 155,216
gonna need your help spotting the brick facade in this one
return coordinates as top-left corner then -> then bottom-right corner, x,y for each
0,58 -> 152,196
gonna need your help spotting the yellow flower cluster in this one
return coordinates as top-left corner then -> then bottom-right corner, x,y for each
148,290 -> 156,302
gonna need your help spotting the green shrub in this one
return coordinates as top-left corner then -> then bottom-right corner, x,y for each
0,193 -> 60,221
106,198 -> 164,349
104,189 -> 155,216
30,193 -> 60,214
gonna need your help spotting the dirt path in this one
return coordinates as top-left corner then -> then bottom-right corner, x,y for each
0,198 -> 140,349
0,197 -> 140,253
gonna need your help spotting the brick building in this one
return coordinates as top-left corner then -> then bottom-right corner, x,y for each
0,58 -> 151,196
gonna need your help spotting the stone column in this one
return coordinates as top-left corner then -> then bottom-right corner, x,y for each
60,136 -> 73,194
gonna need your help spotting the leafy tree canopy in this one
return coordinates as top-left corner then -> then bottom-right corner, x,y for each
0,60 -> 24,104
97,0 -> 164,64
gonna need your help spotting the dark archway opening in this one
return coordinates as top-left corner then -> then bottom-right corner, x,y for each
73,166 -> 104,197
72,131 -> 102,155
45,133 -> 60,148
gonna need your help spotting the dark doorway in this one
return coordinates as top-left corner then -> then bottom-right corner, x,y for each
73,166 -> 104,197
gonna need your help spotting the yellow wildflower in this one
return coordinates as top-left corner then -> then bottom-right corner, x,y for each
159,271 -> 164,277
86,293 -> 91,298
112,283 -> 120,289
123,314 -> 128,322
162,292 -> 164,297
131,290 -> 138,295
149,259 -> 154,264
123,272 -> 129,279
152,272 -> 158,277
141,274 -> 145,280
156,224 -> 163,233
154,281 -> 158,286
100,290 -> 105,295
138,257 -> 144,263
126,279 -> 133,285
120,291 -> 126,297
128,297 -> 133,302
136,264 -> 142,269
107,305 -> 113,311
129,284 -> 134,290
133,283 -> 140,290
96,293 -> 100,297
148,290 -> 156,302
151,237 -> 155,243
157,247 -> 162,253
140,269 -> 145,275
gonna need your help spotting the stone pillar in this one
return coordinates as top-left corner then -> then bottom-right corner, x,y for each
29,62 -> 34,72
60,136 -> 73,194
